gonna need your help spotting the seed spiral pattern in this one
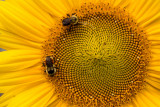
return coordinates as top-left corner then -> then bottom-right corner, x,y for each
42,3 -> 150,107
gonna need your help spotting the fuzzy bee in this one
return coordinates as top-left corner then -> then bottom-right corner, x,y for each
62,13 -> 79,26
43,56 -> 58,77
62,13 -> 98,31
62,13 -> 82,31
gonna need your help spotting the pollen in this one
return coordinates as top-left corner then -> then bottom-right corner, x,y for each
42,3 -> 151,107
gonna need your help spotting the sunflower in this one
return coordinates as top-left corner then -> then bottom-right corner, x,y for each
0,0 -> 160,107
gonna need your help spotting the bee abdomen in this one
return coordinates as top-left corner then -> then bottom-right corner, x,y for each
62,18 -> 71,26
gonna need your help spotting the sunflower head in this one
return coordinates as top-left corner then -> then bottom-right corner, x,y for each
42,2 -> 151,107
0,0 -> 160,107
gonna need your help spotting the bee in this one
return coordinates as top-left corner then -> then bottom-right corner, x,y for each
43,56 -> 58,77
62,13 -> 98,31
62,13 -> 78,26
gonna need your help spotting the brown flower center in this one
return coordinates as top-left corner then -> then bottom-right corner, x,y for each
42,3 -> 150,107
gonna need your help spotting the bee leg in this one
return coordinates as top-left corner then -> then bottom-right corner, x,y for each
72,13 -> 76,15
53,57 -> 56,63
55,67 -> 59,69
67,14 -> 70,17
68,25 -> 72,32
53,64 -> 58,69
44,69 -> 48,73
42,62 -> 45,67
75,22 -> 84,26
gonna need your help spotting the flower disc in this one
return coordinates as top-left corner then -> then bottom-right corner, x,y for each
42,3 -> 150,107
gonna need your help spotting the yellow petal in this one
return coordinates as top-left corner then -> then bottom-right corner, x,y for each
131,97 -> 140,107
46,93 -> 59,106
0,75 -> 45,86
7,82 -> 52,107
136,0 -> 159,23
5,0 -> 55,27
47,98 -> 60,107
148,71 -> 160,78
0,29 -> 42,50
0,86 -> 13,93
141,89 -> 160,107
135,93 -> 148,107
141,13 -> 160,29
145,84 -> 160,99
113,0 -> 131,8
148,66 -> 160,72
127,0 -> 160,24
0,1 -> 50,42
146,77 -> 160,91
32,0 -> 69,17
60,102 -> 69,107
0,78 -> 47,106
0,66 -> 42,80
0,50 -> 41,72
32,89 -> 53,107
0,60 -> 40,73
55,100 -> 65,107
